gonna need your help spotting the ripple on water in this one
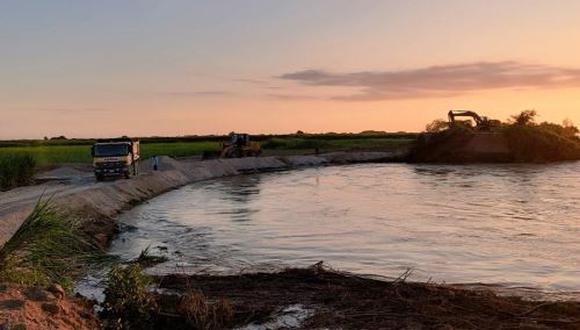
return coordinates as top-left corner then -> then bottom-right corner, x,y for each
109,162 -> 580,296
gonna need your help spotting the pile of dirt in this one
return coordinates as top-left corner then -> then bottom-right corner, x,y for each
35,166 -> 91,181
409,128 -> 513,163
0,283 -> 99,330
410,124 -> 580,164
154,265 -> 580,330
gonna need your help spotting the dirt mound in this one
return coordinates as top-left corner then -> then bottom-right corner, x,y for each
0,284 -> 99,330
411,124 -> 580,164
36,166 -> 91,181
155,266 -> 580,330
410,129 -> 512,163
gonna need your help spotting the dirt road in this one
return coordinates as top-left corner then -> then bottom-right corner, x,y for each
0,152 -> 401,247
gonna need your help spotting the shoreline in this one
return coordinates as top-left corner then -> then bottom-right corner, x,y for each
0,151 -> 403,249
2,151 -> 580,329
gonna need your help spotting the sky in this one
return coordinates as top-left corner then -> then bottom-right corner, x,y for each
1,0 -> 580,139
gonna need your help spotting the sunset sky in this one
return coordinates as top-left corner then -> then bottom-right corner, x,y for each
1,0 -> 580,139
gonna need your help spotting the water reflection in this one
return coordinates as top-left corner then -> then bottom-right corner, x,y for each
210,175 -> 261,222
111,162 -> 580,295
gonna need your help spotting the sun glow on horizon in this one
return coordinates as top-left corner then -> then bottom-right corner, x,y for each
1,1 -> 580,139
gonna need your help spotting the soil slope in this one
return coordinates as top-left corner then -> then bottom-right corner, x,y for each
0,284 -> 99,330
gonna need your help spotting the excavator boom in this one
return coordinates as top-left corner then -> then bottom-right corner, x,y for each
447,110 -> 500,131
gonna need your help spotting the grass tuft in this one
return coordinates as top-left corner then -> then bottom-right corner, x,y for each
0,199 -> 110,290
177,291 -> 234,330
133,246 -> 169,268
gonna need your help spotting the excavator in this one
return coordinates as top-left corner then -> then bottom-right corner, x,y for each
220,133 -> 262,158
448,110 -> 501,131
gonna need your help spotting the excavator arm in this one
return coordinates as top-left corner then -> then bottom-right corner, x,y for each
448,110 -> 484,126
447,110 -> 500,131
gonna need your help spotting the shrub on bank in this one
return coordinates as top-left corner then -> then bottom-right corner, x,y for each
101,264 -> 235,330
0,153 -> 36,190
504,124 -> 580,162
102,264 -> 157,330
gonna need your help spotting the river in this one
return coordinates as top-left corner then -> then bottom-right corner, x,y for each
108,162 -> 580,296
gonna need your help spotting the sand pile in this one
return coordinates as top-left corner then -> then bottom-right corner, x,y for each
0,284 -> 99,330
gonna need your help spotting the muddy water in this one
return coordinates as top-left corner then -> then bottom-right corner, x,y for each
110,162 -> 580,295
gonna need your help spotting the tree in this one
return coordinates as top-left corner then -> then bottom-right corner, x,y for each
510,110 -> 537,126
425,119 -> 449,133
562,119 -> 579,137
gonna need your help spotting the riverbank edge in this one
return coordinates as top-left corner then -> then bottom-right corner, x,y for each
0,151 -> 402,250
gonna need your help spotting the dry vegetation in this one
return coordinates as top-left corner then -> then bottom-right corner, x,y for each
153,264 -> 580,330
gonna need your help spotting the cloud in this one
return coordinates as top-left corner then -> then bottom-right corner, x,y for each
233,78 -> 268,85
267,93 -> 321,100
34,107 -> 111,113
166,91 -> 234,97
277,61 -> 580,101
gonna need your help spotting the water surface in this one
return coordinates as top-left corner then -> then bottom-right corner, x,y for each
111,162 -> 580,295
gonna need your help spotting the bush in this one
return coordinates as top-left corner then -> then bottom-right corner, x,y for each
102,264 -> 157,330
504,124 -> 580,162
0,153 -> 36,190
425,119 -> 449,133
510,110 -> 537,126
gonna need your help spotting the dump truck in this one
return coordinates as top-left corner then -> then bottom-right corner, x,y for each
91,138 -> 140,181
220,133 -> 262,158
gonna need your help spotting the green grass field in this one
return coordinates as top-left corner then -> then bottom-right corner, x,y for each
0,137 -> 414,168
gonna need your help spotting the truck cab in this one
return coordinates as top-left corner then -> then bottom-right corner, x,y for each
91,139 -> 140,181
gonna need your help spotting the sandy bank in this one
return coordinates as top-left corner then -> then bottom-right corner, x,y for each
0,284 -> 99,330
0,151 -> 401,248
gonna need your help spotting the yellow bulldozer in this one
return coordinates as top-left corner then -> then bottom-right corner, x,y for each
220,133 -> 262,158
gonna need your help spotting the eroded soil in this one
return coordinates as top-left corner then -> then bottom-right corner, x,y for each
155,266 -> 580,330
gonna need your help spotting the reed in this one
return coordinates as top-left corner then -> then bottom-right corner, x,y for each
0,153 -> 36,191
0,199 -> 110,290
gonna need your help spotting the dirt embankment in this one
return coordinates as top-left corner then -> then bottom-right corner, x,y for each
0,151 -> 401,249
0,284 -> 99,330
409,131 -> 513,163
410,125 -> 580,164
153,265 -> 580,330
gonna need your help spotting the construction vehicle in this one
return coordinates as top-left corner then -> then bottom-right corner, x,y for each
91,138 -> 140,181
220,133 -> 262,158
448,110 -> 501,131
